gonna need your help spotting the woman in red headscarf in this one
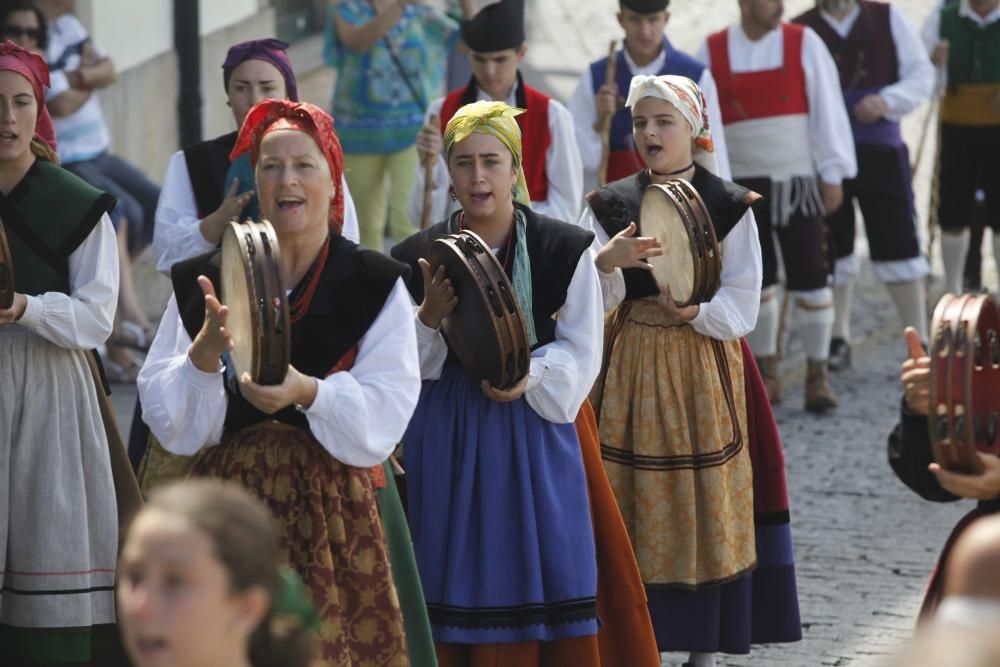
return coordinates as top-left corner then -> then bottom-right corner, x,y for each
0,41 -> 129,666
138,99 -> 421,666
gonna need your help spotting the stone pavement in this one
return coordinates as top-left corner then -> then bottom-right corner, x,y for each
118,2 -> 984,664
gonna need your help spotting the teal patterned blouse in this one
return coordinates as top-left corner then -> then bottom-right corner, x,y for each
324,1 -> 460,155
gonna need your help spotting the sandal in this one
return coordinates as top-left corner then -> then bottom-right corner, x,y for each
104,359 -> 141,384
110,320 -> 155,352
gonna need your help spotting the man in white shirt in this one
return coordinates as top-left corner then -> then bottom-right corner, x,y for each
698,0 -> 857,413
568,0 -> 730,190
793,0 -> 935,370
407,0 -> 583,227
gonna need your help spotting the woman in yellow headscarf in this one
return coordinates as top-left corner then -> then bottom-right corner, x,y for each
392,101 -> 605,666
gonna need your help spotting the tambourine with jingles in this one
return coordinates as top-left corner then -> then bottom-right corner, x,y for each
428,229 -> 530,390
220,220 -> 290,386
0,218 -> 13,310
929,293 -> 1000,473
639,178 -> 720,307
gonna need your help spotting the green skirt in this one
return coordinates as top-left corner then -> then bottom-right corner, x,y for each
378,460 -> 437,666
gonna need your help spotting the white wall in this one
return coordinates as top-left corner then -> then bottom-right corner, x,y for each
89,0 -> 173,72
82,0 -> 263,73
200,0 -> 260,36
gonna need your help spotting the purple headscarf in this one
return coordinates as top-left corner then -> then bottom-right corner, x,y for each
222,38 -> 298,101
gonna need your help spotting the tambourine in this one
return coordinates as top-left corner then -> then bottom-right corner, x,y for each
928,292 -> 1000,473
428,229 -> 531,390
639,178 -> 720,307
0,218 -> 14,310
220,220 -> 290,386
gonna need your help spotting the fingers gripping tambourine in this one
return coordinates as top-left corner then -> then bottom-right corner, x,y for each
929,293 -> 1000,473
220,220 -> 290,386
0,218 -> 14,310
428,230 -> 531,390
639,178 -> 720,307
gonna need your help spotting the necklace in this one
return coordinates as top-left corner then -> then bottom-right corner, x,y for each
649,162 -> 695,178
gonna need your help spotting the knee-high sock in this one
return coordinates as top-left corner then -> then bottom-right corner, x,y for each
745,285 -> 781,357
940,229 -> 971,296
832,278 -> 855,342
793,287 -> 834,362
886,280 -> 928,343
688,652 -> 717,667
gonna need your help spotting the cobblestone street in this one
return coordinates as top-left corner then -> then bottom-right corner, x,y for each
117,1 -> 988,664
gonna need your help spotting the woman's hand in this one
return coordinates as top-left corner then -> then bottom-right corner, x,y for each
188,276 -> 232,373
900,326 -> 930,416
930,453 -> 1000,501
658,285 -> 699,322
594,222 -> 662,274
481,374 -> 529,402
416,258 -> 457,329
0,293 -> 27,327
200,179 -> 255,244
239,365 -> 318,415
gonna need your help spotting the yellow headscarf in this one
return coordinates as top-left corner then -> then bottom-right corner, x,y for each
443,101 -> 531,206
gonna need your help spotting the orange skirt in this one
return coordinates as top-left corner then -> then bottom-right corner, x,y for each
576,400 -> 660,667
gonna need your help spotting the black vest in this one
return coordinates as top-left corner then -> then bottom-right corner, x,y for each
795,1 -> 899,94
586,166 -> 758,300
390,203 -> 595,349
1,160 -> 116,296
171,234 -> 409,435
183,131 -> 238,219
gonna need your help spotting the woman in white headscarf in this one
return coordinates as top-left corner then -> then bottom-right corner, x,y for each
579,74 -> 800,667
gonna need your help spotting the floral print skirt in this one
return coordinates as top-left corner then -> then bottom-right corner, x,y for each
193,423 -> 408,666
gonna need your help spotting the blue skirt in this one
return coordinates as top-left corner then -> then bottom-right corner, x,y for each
404,364 -> 599,644
648,522 -> 802,654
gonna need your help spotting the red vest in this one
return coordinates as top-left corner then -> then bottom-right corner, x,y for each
707,23 -> 809,125
439,83 -> 551,202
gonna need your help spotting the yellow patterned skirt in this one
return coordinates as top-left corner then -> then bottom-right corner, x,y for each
591,298 -> 756,589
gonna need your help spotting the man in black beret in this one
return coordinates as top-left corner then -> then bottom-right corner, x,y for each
408,0 -> 583,227
568,0 -> 731,190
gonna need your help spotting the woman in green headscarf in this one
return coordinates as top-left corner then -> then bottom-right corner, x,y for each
392,101 -> 605,666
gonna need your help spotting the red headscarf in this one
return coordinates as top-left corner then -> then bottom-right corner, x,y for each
0,40 -> 57,160
230,99 -> 345,233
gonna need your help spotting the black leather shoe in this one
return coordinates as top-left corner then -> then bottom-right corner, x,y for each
828,337 -> 852,371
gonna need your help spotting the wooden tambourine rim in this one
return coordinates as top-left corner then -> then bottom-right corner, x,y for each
458,230 -> 531,387
639,178 -> 720,307
429,230 -> 530,390
0,218 -> 13,311
220,220 -> 290,386
928,293 -> 1000,473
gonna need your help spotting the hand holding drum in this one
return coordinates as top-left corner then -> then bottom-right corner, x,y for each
417,259 -> 457,330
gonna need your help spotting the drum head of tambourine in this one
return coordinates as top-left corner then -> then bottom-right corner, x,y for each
428,237 -> 506,386
0,218 -> 13,311
220,224 -> 255,381
640,184 -> 695,304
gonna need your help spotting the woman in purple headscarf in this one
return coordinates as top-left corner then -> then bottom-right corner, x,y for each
151,38 -> 359,276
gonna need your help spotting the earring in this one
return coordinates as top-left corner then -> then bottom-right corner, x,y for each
449,185 -> 457,202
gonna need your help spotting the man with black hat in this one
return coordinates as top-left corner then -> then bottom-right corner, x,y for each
568,0 -> 730,190
793,0 -> 935,371
697,0 -> 857,414
406,0 -> 584,227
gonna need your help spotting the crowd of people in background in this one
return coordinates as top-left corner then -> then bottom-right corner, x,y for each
1,0 -> 999,665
